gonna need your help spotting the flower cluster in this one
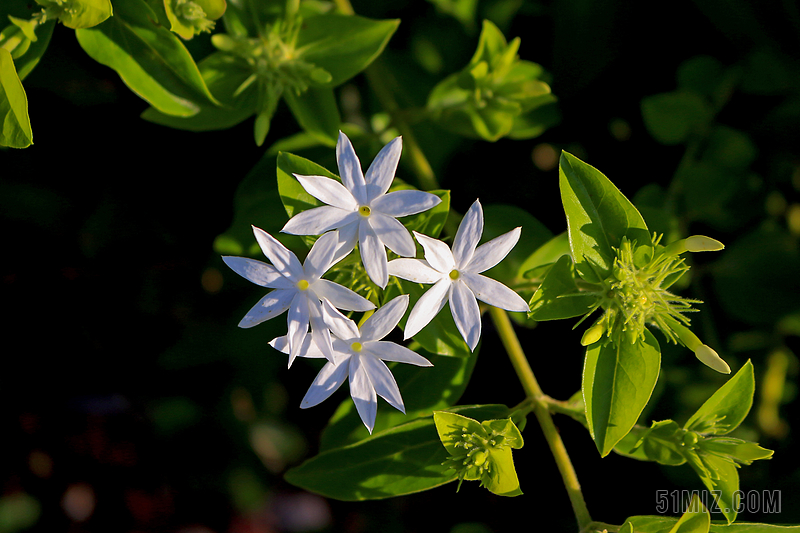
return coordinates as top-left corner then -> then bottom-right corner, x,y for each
223,132 -> 527,431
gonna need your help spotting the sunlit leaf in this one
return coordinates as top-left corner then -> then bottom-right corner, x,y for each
685,360 -> 755,435
0,48 -> 32,148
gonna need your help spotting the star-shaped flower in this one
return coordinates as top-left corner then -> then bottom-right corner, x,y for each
223,226 -> 375,366
270,295 -> 432,433
388,199 -> 529,351
281,131 -> 442,289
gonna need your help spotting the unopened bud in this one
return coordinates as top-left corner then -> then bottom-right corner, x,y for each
685,235 -> 725,252
695,344 -> 731,374
581,323 -> 604,346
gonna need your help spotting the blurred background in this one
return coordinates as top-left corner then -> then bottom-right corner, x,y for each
3,0 -> 800,531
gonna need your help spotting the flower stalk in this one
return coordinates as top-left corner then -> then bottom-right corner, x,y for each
489,307 -> 593,530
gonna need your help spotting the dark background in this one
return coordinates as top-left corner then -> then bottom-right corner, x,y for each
3,0 -> 800,531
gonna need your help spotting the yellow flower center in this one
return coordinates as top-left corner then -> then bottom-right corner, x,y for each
351,342 -> 363,353
358,205 -> 371,217
296,279 -> 309,290
449,269 -> 460,280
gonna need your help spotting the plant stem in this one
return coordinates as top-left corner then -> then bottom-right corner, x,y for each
489,307 -> 593,531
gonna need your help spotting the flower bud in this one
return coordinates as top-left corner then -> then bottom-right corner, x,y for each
694,344 -> 731,374
685,235 -> 725,252
581,323 -> 604,346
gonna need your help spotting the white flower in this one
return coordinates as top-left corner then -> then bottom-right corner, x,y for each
270,295 -> 432,433
388,199 -> 529,351
281,131 -> 442,289
223,226 -> 375,366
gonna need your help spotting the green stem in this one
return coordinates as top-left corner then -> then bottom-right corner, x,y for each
489,307 -> 593,531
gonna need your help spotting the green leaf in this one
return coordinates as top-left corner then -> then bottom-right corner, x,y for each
319,348 -> 479,451
615,420 -> 687,466
686,451 -> 740,524
558,151 -> 651,281
4,20 -> 55,80
583,329 -> 661,456
641,90 -> 713,145
400,188 -> 450,239
75,0 -> 219,117
624,516 -> 800,533
296,14 -> 400,87
56,0 -> 113,29
0,48 -> 32,148
518,231 -> 570,280
283,85 -> 339,147
528,254 -> 599,321
669,494 -> 711,533
284,404 -> 510,500
685,360 -> 755,435
141,51 -> 258,130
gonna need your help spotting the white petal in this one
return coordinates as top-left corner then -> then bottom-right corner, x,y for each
452,199 -> 484,268
413,232 -> 454,274
294,174 -> 358,210
222,256 -> 293,288
365,136 -> 402,202
466,227 -> 521,273
303,231 -> 340,281
365,341 -> 433,366
404,277 -> 451,339
310,278 -> 375,311
361,356 -> 404,414
359,218 -> 389,289
388,258 -> 444,284
331,221 -> 360,264
281,205 -> 358,236
320,298 -> 360,341
269,334 -> 327,358
371,190 -> 442,217
301,359 -> 350,409
450,279 -> 482,352
309,298 -> 336,363
336,131 -> 367,205
287,292 -> 310,366
461,272 -> 529,312
369,214 -> 416,257
252,226 -> 304,281
238,289 -> 295,328
360,294 -> 409,342
349,356 -> 378,433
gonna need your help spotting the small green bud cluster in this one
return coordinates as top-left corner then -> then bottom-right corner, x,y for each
171,0 -> 215,34
443,427 -> 507,489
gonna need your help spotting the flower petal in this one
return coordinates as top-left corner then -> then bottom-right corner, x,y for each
466,227 -> 521,273
349,355 -> 378,433
309,298 -> 336,363
253,226 -> 304,281
320,298 -> 360,341
369,213 -> 416,257
450,279 -> 482,352
371,190 -> 442,217
222,256 -> 293,288
365,136 -> 402,202
336,131 -> 367,205
303,230 -> 341,280
238,289 -> 295,328
269,334 -> 326,358
331,221 -> 360,263
301,358 -> 350,409
310,278 -> 375,311
281,205 -> 358,236
413,232 -> 454,274
360,294 -> 409,342
461,272 -> 529,312
359,218 -> 389,288
365,340 -> 433,366
388,258 -> 444,284
404,277 -> 451,339
287,292 -> 310,366
361,355 -> 404,414
294,174 -> 358,210
452,199 -> 483,268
